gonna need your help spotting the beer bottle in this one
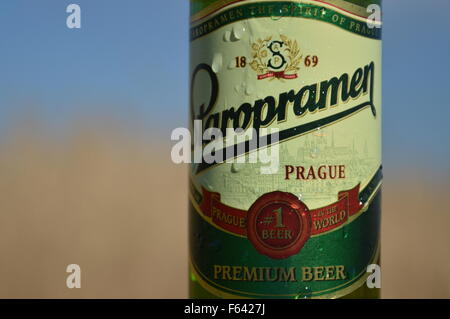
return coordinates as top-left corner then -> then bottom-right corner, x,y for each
189,0 -> 382,299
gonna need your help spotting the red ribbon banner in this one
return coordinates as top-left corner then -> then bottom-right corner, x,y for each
257,71 -> 298,80
200,190 -> 248,236
198,184 -> 363,238
309,185 -> 362,235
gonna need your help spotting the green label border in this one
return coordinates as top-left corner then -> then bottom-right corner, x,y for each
190,1 -> 381,41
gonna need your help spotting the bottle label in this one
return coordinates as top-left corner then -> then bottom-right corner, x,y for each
189,0 -> 382,298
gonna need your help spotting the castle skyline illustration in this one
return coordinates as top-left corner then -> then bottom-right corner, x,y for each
220,128 -> 377,208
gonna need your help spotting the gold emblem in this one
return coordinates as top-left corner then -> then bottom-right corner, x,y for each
250,35 -> 301,80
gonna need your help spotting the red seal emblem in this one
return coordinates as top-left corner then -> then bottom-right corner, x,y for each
247,192 -> 312,259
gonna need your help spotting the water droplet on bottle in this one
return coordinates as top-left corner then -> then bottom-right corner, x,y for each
231,162 -> 242,173
245,85 -> 254,96
348,267 -> 356,278
314,127 -> 325,137
231,24 -> 246,41
310,147 -> 319,158
295,286 -> 312,299
228,59 -> 236,70
194,233 -> 205,248
205,182 -> 214,191
271,7 -> 284,21
212,53 -> 223,73
342,225 -> 349,239
223,30 -> 231,42
207,239 -> 222,253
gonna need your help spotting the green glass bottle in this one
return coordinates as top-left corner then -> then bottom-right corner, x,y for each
189,0 -> 382,299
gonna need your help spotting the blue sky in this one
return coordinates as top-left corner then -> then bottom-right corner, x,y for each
0,0 -> 190,134
0,0 -> 449,169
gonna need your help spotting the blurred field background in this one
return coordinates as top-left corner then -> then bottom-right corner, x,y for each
0,1 -> 449,298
